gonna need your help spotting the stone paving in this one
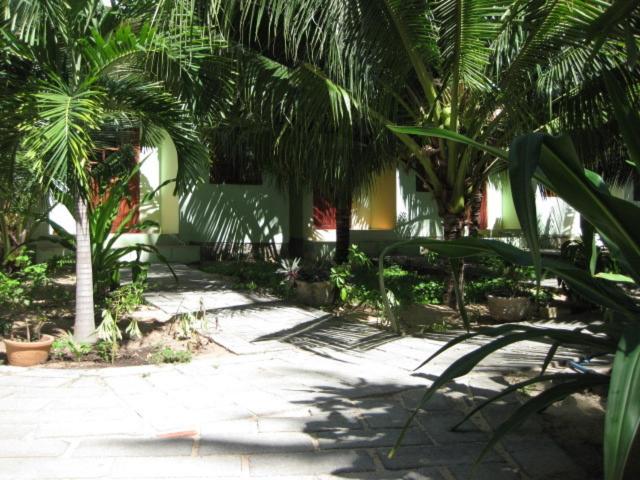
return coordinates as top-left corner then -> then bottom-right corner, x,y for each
0,265 -> 590,479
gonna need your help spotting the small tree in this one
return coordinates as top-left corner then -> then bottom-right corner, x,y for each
2,1 -> 210,341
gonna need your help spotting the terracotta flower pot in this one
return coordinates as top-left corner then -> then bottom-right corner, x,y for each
487,295 -> 530,322
3,334 -> 54,367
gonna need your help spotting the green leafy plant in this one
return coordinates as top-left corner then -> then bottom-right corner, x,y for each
381,123 -> 640,478
96,310 -> 122,364
0,319 -> 11,337
94,341 -> 113,363
106,283 -> 145,318
149,346 -> 192,364
559,238 -> 618,306
202,261 -> 283,293
0,252 -> 51,340
52,332 -> 92,361
174,313 -> 197,340
330,245 -> 373,303
171,298 -> 210,340
412,281 -> 445,306
41,158 -> 176,299
0,271 -> 27,309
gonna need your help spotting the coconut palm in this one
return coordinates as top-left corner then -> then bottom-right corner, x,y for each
156,0 -> 634,267
203,0 -> 631,241
1,0 -> 212,341
185,15 -> 397,263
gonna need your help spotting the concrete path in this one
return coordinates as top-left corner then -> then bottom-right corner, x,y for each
0,265 -> 589,479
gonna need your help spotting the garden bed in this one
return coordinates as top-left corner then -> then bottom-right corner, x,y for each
1,268 -> 230,368
198,252 -> 597,335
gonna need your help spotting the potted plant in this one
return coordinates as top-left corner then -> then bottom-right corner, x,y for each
0,253 -> 54,366
3,316 -> 54,367
485,265 -> 531,322
277,258 -> 333,307
296,271 -> 333,307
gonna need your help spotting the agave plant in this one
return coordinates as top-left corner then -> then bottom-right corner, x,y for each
40,156 -> 176,300
380,95 -> 640,478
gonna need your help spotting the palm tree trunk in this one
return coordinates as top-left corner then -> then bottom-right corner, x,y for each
443,212 -> 465,308
468,188 -> 483,238
74,195 -> 96,343
335,193 -> 352,264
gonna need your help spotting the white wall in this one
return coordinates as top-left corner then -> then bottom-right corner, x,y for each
395,167 -> 442,238
179,175 -> 289,249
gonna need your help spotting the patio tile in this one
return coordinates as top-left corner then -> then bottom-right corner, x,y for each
248,450 -> 376,476
0,265 -> 590,479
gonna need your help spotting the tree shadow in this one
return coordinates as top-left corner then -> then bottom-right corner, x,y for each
94,371 -> 593,479
180,182 -> 287,260
254,316 -> 400,354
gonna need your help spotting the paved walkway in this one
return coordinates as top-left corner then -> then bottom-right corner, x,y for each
0,265 -> 589,479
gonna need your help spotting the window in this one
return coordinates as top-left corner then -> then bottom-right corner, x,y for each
313,192 -> 336,229
210,151 -> 262,185
91,139 -> 140,232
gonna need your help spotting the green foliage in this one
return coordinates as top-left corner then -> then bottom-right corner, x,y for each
560,239 -> 618,305
96,310 -> 122,364
330,246 -> 445,310
0,271 -> 27,309
0,319 -> 11,337
412,281 -> 446,306
94,341 -> 114,364
149,346 -> 192,364
46,255 -> 75,275
51,333 -> 92,361
42,159 -> 176,299
0,154 -> 46,266
0,251 -> 49,312
174,313 -> 197,340
92,281 -> 147,361
383,125 -> 640,479
330,245 -> 373,303
464,265 -> 535,302
201,261 -> 287,295
105,282 -> 145,319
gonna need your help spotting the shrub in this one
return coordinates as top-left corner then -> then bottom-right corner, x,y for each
51,333 -> 92,360
149,346 -> 192,364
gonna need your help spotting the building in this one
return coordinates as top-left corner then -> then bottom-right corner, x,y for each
39,135 -> 606,263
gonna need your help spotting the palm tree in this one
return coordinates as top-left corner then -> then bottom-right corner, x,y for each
194,25 -> 397,264
1,0 -> 211,341
194,0 -> 632,304
212,0 -> 631,242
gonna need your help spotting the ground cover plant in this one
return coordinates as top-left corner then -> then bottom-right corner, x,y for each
201,260 -> 286,295
0,251 -> 55,341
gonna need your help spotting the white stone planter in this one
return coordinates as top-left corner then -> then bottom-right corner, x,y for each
487,295 -> 530,322
294,280 -> 333,307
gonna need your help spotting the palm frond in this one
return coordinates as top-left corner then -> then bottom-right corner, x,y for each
21,76 -> 104,194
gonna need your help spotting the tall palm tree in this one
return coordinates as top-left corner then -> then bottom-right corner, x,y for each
189,17 -> 397,264
1,0 -> 211,341
212,0 -> 632,241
